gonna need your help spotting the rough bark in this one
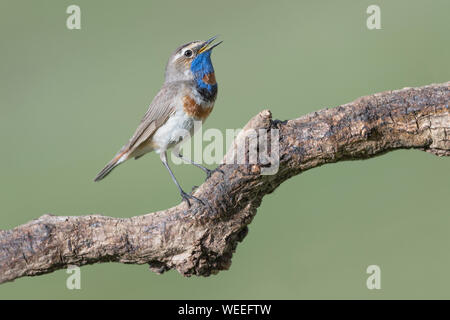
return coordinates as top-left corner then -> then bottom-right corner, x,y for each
0,82 -> 448,284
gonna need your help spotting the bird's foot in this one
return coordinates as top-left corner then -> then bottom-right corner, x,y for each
204,167 -> 225,180
180,190 -> 205,207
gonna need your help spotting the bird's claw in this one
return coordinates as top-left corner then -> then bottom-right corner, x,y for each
205,167 -> 225,180
205,169 -> 213,179
180,190 -> 205,207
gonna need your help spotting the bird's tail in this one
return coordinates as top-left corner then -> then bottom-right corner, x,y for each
94,151 -> 128,182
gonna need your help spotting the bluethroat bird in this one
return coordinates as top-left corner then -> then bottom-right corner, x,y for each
94,36 -> 222,206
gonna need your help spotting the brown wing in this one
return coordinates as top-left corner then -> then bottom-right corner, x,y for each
94,83 -> 179,182
121,83 -> 179,155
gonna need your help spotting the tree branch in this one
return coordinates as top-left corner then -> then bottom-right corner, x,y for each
1,82 -> 448,284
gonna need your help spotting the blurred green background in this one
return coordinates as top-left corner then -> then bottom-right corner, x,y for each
0,0 -> 449,299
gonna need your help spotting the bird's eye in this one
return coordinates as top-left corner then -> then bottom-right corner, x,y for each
184,49 -> 193,57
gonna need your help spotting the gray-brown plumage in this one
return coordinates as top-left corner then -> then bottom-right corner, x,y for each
94,36 -> 222,206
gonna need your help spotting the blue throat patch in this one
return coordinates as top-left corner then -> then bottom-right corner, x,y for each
190,51 -> 217,100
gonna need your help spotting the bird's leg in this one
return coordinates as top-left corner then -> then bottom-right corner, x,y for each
160,151 -> 205,207
175,153 -> 224,180
176,153 -> 212,177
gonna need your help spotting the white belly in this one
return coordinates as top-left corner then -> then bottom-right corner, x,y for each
151,110 -> 196,153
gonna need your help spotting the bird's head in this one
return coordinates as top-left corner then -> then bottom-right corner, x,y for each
164,36 -> 222,84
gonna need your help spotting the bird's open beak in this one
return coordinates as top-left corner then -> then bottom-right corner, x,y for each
198,36 -> 223,54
